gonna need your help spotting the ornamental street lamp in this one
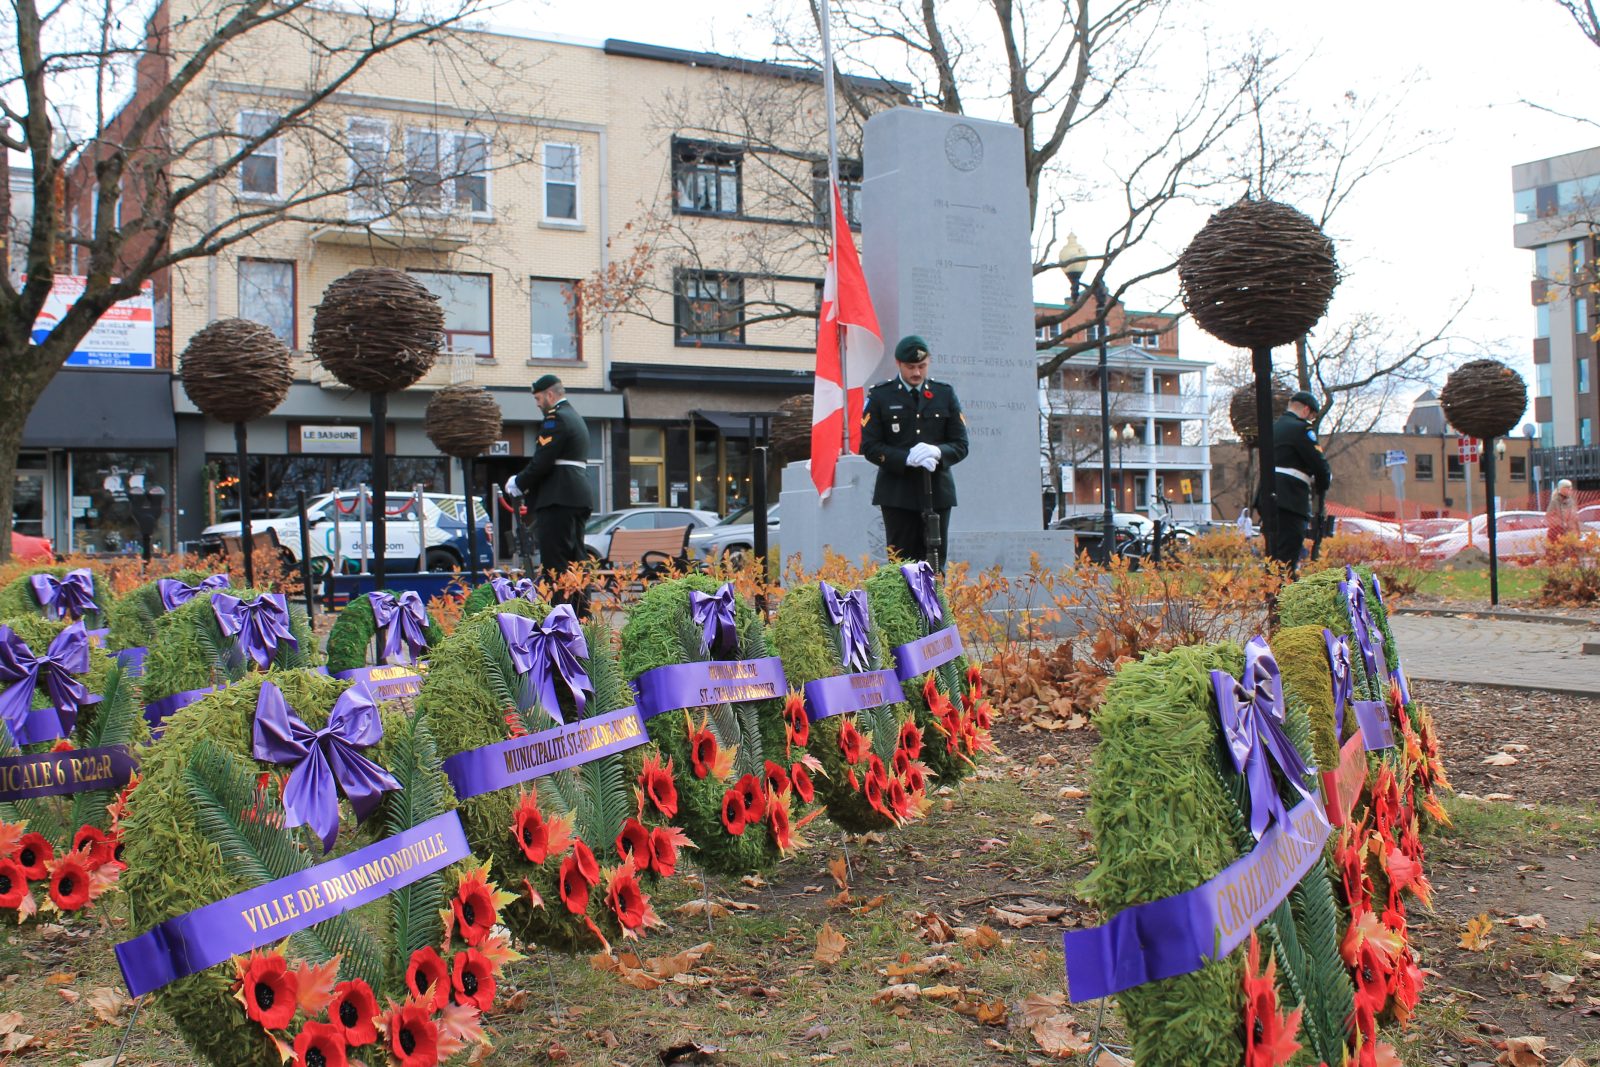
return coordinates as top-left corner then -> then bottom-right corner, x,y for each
1060,233 -> 1116,565
1118,423 -> 1137,510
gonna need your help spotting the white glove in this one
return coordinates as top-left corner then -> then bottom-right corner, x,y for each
503,476 -> 522,499
907,442 -> 940,471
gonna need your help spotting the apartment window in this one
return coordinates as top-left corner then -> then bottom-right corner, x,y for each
1132,331 -> 1160,348
1538,363 -> 1553,398
1579,298 -> 1591,335
673,139 -> 741,216
238,259 -> 296,347
1535,245 -> 1550,279
67,206 -> 80,273
675,271 -> 743,344
1086,322 -> 1109,341
1537,303 -> 1551,338
1447,455 -> 1465,482
410,270 -> 492,357
1036,321 -> 1062,343
529,278 -> 580,361
1510,456 -> 1527,482
1414,454 -> 1433,481
1540,422 -> 1555,448
1582,358 -> 1592,394
1585,418 -> 1594,447
812,160 -> 863,226
1368,452 -> 1386,475
543,143 -> 578,221
347,118 -> 390,218
238,111 -> 281,198
1574,238 -> 1587,278
404,128 -> 488,213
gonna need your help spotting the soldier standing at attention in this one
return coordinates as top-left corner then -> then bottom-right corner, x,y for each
1266,389 -> 1331,571
504,374 -> 593,614
860,335 -> 969,569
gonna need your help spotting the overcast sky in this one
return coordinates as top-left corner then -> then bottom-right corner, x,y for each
492,0 -> 1600,405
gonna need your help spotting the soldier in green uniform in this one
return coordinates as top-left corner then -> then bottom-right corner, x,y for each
1264,389 -> 1332,571
505,373 -> 593,613
860,335 -> 970,569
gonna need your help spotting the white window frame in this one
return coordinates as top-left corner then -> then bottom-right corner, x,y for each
237,110 -> 282,200
346,116 -> 391,220
542,142 -> 580,224
403,127 -> 491,217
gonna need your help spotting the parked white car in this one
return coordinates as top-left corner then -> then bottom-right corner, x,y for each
201,491 -> 492,574
1417,510 -> 1593,562
1330,516 -> 1423,547
582,507 -> 719,560
690,503 -> 780,563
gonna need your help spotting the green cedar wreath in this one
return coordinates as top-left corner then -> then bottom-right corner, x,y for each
0,565 -> 111,628
618,575 -> 802,876
863,564 -> 994,785
416,598 -> 677,953
105,569 -> 222,651
120,670 -> 515,1067
769,580 -> 928,834
1082,641 -> 1355,1067
459,574 -> 540,619
140,587 -> 319,710
325,590 -> 446,676
0,616 -> 141,923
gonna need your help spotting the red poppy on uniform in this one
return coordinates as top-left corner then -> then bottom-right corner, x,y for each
451,870 -> 498,947
240,950 -> 300,1031
404,946 -> 449,1010
15,832 -> 51,879
385,1000 -> 440,1067
327,978 -> 379,1047
292,1020 -> 349,1067
48,854 -> 92,911
450,947 -> 497,1012
720,789 -> 748,836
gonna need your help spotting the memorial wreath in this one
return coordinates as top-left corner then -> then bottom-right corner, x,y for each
0,566 -> 110,629
106,570 -> 229,653
460,574 -> 541,619
325,590 -> 445,701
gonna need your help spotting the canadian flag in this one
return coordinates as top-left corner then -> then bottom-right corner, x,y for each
811,182 -> 884,498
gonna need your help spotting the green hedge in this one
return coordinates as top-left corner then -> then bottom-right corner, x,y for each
324,590 -> 445,675
0,566 -> 110,628
141,588 -> 318,707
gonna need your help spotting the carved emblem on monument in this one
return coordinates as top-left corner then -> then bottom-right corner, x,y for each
944,123 -> 983,172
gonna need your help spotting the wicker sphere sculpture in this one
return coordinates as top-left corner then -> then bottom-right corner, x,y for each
1440,359 -> 1528,440
1228,382 -> 1293,444
179,318 -> 292,424
425,384 -> 503,459
1179,198 -> 1339,350
311,268 -> 443,393
769,393 -> 814,465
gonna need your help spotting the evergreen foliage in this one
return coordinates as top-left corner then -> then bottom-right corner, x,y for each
105,569 -> 208,651
140,586 -> 318,706
0,566 -> 111,628
323,589 -> 445,675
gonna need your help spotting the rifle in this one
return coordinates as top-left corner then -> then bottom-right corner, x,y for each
1309,489 -> 1328,561
920,468 -> 943,573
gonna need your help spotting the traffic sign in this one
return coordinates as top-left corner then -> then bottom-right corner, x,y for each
1457,436 -> 1481,463
1383,450 -> 1407,468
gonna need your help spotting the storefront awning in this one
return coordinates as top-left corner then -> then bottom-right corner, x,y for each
693,409 -> 780,438
24,369 -> 176,449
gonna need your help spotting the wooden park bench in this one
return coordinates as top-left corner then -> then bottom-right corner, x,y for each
595,525 -> 693,595
219,527 -> 284,564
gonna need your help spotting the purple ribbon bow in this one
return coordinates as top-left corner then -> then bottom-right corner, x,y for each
1338,569 -> 1383,681
1211,636 -> 1315,842
490,576 -> 539,604
687,583 -> 739,654
0,622 -> 90,746
498,606 -> 591,724
367,591 -> 430,664
157,574 -> 231,613
820,581 -> 873,673
212,593 -> 298,671
251,680 -> 400,853
30,570 -> 99,621
900,561 -> 943,625
1323,629 -> 1354,739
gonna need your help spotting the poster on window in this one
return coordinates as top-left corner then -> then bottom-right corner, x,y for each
26,275 -> 156,369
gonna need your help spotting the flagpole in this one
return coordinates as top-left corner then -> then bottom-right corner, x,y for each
819,0 -> 849,456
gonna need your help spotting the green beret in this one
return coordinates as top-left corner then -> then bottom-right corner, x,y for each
531,373 -> 562,393
894,335 -> 929,364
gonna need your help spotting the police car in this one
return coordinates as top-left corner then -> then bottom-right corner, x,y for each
200,491 -> 492,574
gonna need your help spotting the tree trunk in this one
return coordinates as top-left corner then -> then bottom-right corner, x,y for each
0,335 -> 76,563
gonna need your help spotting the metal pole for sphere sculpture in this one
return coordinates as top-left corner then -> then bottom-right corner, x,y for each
424,383 -> 503,586
1439,359 -> 1528,606
312,268 -> 445,589
178,318 -> 294,589
1180,199 -> 1338,567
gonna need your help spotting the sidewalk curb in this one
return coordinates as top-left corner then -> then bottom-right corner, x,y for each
1393,607 -> 1599,629
1409,673 -> 1600,699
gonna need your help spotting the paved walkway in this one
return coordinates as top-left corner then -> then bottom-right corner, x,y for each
1391,613 -> 1600,696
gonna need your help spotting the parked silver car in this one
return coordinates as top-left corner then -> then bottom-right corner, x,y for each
582,507 -> 719,559
690,503 -> 780,564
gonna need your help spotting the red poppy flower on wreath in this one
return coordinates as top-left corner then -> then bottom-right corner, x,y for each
886,777 -> 911,822
920,672 -> 941,706
783,691 -> 809,751
1351,935 -> 1395,1024
404,946 -> 450,1010
764,759 -> 792,798
450,947 -> 497,1012
384,1000 -> 440,1067
1242,933 -> 1302,1067
965,662 -> 983,697
292,1020 -> 349,1067
557,856 -> 592,914
790,763 -> 815,805
511,790 -> 550,863
690,725 -> 718,779
837,718 -> 867,765
648,825 -> 690,878
720,788 -> 748,836
970,700 -> 994,733
15,832 -> 51,880
572,838 -> 599,885
768,796 -> 795,853
614,817 -> 651,867
237,950 -> 299,1031
892,748 -> 912,777
735,773 -> 766,822
605,859 -> 660,938
48,854 -> 92,912
864,754 -> 889,792
863,773 -> 887,817
898,720 -> 923,761
1371,767 -> 1402,836
328,978 -> 379,1047
452,868 -> 500,947
638,753 -> 679,820
1388,948 -> 1423,1024
0,858 -> 29,910
1384,844 -> 1430,907
72,825 -> 114,868
904,763 -> 927,796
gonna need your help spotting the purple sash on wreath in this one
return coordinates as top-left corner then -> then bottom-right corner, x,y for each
0,622 -> 91,746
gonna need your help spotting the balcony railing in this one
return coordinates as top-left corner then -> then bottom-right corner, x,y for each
1533,444 -> 1600,480
1045,388 -> 1208,417
309,347 -> 477,390
1061,443 -> 1210,467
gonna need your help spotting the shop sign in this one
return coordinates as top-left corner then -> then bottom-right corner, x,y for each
27,275 -> 155,369
300,425 -> 361,454
486,440 -> 512,457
